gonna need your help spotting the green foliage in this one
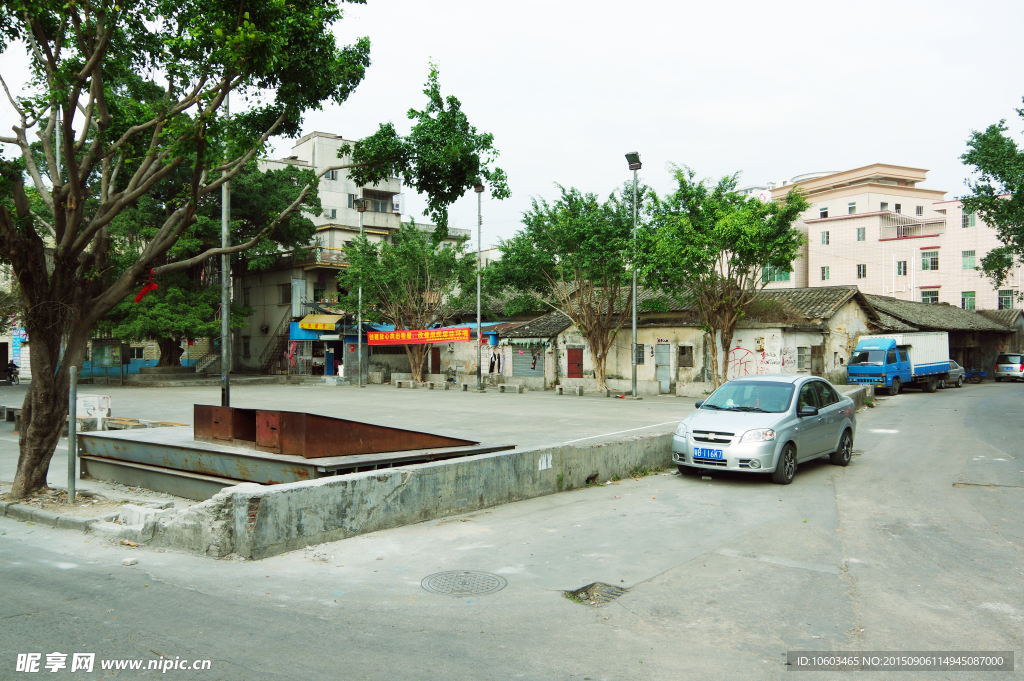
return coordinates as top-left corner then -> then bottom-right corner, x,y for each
345,66 -> 509,238
961,107 -> 1024,294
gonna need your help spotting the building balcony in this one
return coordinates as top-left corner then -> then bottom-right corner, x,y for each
879,212 -> 945,240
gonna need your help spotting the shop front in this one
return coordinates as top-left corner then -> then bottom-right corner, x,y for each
291,315 -> 345,376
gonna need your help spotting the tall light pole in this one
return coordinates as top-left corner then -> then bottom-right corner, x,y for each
625,152 -> 641,399
356,197 -> 366,388
221,92 -> 231,407
475,183 -> 485,392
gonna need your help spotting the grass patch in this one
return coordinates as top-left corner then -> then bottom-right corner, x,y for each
864,399 -> 875,408
611,474 -> 621,482
627,464 -> 665,478
556,472 -> 564,492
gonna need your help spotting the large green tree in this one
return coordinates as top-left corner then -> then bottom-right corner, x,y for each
338,222 -> 475,381
640,167 -> 808,386
102,161 -> 320,365
0,0 -> 368,499
961,104 -> 1024,297
487,184 -> 645,390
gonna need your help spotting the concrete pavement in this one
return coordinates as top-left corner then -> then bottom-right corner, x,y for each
1,381 -> 1022,679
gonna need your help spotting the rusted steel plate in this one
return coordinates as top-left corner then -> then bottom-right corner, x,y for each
195,405 -> 258,445
256,411 -> 280,450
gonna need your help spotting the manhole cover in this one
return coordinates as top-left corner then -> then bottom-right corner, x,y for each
565,582 -> 629,606
421,571 -> 507,596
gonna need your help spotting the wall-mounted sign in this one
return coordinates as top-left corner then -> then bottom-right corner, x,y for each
368,327 -> 471,346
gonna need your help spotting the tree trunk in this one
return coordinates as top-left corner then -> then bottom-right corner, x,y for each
406,345 -> 429,382
585,332 -> 611,391
719,326 -> 735,386
705,329 -> 722,389
157,338 -> 184,367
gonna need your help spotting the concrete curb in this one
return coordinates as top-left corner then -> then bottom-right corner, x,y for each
838,384 -> 874,410
1,501 -> 103,532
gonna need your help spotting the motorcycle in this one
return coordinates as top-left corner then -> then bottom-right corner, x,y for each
5,366 -> 19,385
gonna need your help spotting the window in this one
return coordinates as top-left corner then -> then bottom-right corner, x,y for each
678,345 -> 694,368
635,344 -> 645,365
848,202 -> 857,215
922,250 -> 939,271
916,205 -> 924,216
896,260 -> 907,276
894,203 -> 902,214
129,346 -> 145,360
921,290 -> 939,303
821,266 -> 829,281
880,202 -> 889,211
821,231 -> 829,245
962,212 -> 976,228
323,170 -> 339,181
857,264 -> 867,279
797,346 -> 810,372
278,283 -> 290,305
886,349 -> 898,365
999,290 -> 1015,310
762,265 -> 791,283
899,347 -> 909,362
962,250 -> 976,270
819,207 -> 829,219
856,227 -> 865,242
347,194 -> 357,208
242,337 -> 251,358
243,287 -> 251,307
313,284 -> 325,301
371,199 -> 389,213
812,380 -> 840,406
325,208 -> 337,219
961,291 -> 976,310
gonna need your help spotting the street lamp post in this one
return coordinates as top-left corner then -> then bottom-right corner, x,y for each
356,198 -> 367,388
625,152 -> 641,399
221,92 -> 231,407
475,183 -> 485,392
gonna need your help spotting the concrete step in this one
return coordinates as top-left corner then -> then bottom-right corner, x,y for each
138,366 -> 197,375
124,375 -> 288,388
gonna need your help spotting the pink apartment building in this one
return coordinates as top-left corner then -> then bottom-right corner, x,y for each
766,164 -> 1021,311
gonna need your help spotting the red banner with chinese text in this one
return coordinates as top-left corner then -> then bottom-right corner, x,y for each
367,327 -> 472,346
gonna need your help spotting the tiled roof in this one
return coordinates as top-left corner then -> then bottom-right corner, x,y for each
757,286 -> 864,321
865,295 -> 1014,332
978,308 -> 1023,327
500,310 -> 573,338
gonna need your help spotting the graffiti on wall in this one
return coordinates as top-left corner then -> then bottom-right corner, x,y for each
727,333 -> 795,379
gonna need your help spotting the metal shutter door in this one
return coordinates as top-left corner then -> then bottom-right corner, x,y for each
512,346 -> 544,377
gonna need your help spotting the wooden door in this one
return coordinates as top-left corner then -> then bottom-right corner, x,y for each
430,347 -> 441,375
567,348 -> 583,378
810,345 -> 824,377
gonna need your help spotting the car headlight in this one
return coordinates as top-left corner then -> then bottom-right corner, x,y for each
675,422 -> 688,437
740,428 -> 776,442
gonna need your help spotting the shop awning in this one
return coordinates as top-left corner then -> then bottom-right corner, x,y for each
298,314 -> 343,331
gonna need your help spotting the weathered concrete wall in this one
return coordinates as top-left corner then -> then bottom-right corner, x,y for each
140,433 -> 673,560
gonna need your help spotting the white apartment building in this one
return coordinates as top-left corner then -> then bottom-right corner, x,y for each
766,163 -> 1021,311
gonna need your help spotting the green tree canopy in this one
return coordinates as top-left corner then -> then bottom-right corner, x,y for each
640,166 -> 808,386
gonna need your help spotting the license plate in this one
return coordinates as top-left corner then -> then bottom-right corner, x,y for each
1002,366 -> 1016,371
693,447 -> 723,460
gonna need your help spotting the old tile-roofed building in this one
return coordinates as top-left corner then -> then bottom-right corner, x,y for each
500,310 -> 573,339
978,308 -> 1023,328
865,295 -> 1014,332
758,286 -> 879,325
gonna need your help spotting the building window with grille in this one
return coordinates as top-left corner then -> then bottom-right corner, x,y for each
857,264 -> 867,279
821,231 -> 829,245
921,250 -> 939,271
894,203 -> 902,214
821,266 -> 829,281
635,344 -> 645,365
242,337 -> 251,358
313,284 -> 325,301
848,202 -> 856,215
819,207 -> 828,218
999,290 -> 1015,310
962,212 -> 976,228
243,287 -> 251,307
762,266 -> 791,283
897,260 -> 907,276
961,292 -> 976,310
278,283 -> 290,305
921,290 -> 940,303
856,227 -> 865,241
325,208 -> 337,219
797,347 -> 810,372
323,170 -> 339,181
962,250 -> 976,270
129,346 -> 145,360
916,205 -> 924,216
678,345 -> 694,368
347,194 -> 357,208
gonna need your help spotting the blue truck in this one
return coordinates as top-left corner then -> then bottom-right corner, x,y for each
846,332 -> 950,396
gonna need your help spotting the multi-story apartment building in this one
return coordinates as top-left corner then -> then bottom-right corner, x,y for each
766,164 -> 1021,311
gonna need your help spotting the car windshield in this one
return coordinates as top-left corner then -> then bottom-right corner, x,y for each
701,381 -> 795,413
850,350 -> 885,365
997,354 -> 1022,364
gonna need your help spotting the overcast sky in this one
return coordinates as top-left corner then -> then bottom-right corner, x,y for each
5,0 -> 1024,249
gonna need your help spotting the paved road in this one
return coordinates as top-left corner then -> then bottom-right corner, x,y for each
1,381 -> 1022,680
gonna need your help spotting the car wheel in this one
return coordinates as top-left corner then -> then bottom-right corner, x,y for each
956,375 -> 964,388
677,464 -> 700,476
771,443 -> 797,485
888,378 -> 901,396
938,378 -> 946,389
830,430 -> 853,467
923,376 -> 938,393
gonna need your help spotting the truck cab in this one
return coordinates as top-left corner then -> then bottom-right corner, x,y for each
847,338 -> 909,394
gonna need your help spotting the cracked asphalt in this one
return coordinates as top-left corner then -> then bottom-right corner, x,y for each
1,381 -> 1022,680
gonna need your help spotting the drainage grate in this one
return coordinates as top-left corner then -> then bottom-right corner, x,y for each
421,571 -> 507,596
565,582 -> 629,606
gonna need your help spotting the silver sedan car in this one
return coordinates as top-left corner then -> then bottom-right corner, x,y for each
672,375 -> 857,485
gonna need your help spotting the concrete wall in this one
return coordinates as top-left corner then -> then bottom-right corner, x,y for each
141,433 -> 674,560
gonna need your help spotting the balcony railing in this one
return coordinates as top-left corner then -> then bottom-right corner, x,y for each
879,212 -> 945,240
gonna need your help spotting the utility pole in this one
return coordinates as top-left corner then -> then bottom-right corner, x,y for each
475,183 -> 485,392
221,92 -> 231,407
356,198 -> 366,387
625,152 -> 642,399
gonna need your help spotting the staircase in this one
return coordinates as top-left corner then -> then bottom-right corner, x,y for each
260,314 -> 293,374
191,339 -> 222,374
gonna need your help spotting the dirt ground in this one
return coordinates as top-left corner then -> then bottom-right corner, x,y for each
1,489 -> 127,518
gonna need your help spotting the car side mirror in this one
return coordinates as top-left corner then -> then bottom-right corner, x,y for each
694,400 -> 704,409
798,405 -> 819,417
